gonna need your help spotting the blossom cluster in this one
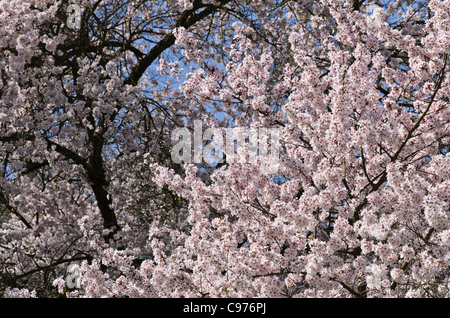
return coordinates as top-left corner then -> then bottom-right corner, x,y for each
0,0 -> 448,298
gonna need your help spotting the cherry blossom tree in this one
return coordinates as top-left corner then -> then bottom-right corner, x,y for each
0,0 -> 449,298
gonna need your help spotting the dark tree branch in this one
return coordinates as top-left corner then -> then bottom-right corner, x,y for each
124,0 -> 232,86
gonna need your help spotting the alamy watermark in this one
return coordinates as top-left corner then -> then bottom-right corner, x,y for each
66,4 -> 82,30
65,264 -> 82,289
171,120 -> 281,174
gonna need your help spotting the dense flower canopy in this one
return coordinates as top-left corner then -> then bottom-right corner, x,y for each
0,0 -> 449,298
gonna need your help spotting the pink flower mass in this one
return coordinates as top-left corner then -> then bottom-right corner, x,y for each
0,0 -> 448,298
